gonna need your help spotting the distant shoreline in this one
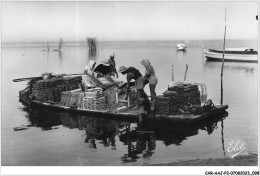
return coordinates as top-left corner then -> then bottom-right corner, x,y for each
1,39 -> 257,48
1,39 -> 256,44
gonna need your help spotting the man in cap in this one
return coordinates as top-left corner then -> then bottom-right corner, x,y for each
108,52 -> 119,78
118,66 -> 150,112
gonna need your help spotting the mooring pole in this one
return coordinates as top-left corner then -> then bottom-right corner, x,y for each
184,64 -> 188,81
172,65 -> 174,81
221,8 -> 227,105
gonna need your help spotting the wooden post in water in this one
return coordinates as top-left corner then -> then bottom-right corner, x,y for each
221,8 -> 227,105
184,64 -> 188,81
172,65 -> 174,82
168,65 -> 174,88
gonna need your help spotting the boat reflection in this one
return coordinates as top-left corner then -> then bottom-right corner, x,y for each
24,107 -> 228,162
118,112 -> 228,162
84,117 -> 118,149
175,49 -> 187,59
119,125 -> 156,162
203,61 -> 256,73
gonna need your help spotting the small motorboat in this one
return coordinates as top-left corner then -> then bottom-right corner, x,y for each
176,44 -> 187,51
202,47 -> 258,63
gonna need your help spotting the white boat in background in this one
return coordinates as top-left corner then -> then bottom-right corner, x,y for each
202,47 -> 258,63
176,44 -> 187,51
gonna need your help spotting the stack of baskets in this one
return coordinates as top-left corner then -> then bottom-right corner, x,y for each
103,86 -> 118,110
32,76 -> 82,103
154,95 -> 172,115
168,83 -> 201,106
154,82 -> 201,115
63,76 -> 82,90
31,89 -> 48,102
82,91 -> 106,110
59,90 -> 85,108
82,97 -> 106,110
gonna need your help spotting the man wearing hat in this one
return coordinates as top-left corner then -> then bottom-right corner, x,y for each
119,66 -> 150,111
108,52 -> 118,78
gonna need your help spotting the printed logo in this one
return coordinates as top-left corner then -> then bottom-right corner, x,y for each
225,137 -> 248,158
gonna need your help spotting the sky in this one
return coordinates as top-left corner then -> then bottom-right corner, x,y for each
1,1 -> 258,42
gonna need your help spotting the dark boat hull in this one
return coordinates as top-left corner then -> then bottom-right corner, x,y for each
205,56 -> 258,63
19,89 -> 228,124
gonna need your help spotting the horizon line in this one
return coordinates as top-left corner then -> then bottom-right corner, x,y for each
2,38 -> 257,44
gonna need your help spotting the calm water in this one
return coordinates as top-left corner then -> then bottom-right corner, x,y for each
1,40 -> 258,166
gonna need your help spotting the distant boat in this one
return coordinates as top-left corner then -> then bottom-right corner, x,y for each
53,38 -> 63,52
47,40 -> 50,52
42,40 -> 50,52
176,44 -> 187,51
203,47 -> 258,63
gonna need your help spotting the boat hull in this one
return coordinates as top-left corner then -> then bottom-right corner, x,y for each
177,48 -> 186,51
203,49 -> 258,63
19,89 -> 228,124
176,44 -> 187,51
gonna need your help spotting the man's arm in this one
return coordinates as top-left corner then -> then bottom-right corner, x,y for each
144,65 -> 152,80
115,69 -> 119,78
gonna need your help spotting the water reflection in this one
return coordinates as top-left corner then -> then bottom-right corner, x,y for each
84,117 -> 118,149
119,125 -> 156,162
24,107 -> 228,163
88,49 -> 97,60
221,119 -> 226,157
58,51 -> 63,67
176,50 -> 187,60
27,108 -> 62,131
203,61 -> 256,73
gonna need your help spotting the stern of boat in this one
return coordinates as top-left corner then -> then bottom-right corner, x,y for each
19,87 -> 30,106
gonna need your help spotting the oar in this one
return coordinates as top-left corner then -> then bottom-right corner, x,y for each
13,73 -> 84,82
13,76 -> 42,82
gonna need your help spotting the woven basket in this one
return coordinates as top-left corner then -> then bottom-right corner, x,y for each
82,97 -> 106,110
103,86 -> 118,110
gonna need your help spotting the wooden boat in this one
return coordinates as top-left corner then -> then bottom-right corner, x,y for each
176,44 -> 187,51
19,81 -> 228,124
203,47 -> 258,63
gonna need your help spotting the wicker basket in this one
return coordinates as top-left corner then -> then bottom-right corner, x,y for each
82,97 -> 106,110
